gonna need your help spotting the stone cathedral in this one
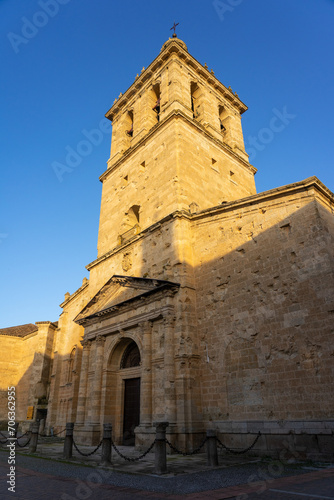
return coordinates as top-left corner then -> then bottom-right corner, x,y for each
1,36 -> 334,458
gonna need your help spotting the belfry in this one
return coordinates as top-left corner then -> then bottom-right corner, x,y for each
1,36 -> 333,458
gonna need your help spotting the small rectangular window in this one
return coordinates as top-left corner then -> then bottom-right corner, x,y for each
211,158 -> 219,173
229,171 -> 238,185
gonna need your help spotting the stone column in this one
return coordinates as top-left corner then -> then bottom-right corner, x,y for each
63,422 -> 74,459
101,423 -> 112,466
163,316 -> 176,425
140,321 -> 153,425
29,421 -> 40,454
76,340 -> 91,425
206,429 -> 218,466
154,421 -> 169,475
90,335 -> 106,424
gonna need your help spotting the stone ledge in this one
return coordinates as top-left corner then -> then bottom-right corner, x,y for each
214,420 -> 334,435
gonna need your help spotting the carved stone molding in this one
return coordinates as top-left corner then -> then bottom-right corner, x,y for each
139,320 -> 153,334
95,335 -> 106,346
163,315 -> 176,328
80,340 -> 92,349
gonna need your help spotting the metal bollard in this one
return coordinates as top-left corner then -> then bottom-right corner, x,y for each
101,423 -> 112,466
29,421 -> 40,453
63,422 -> 74,459
206,429 -> 218,466
153,421 -> 169,475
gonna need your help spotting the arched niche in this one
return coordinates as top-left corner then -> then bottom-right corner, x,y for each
118,205 -> 141,245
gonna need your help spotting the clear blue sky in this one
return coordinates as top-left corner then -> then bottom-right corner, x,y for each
1,0 -> 333,328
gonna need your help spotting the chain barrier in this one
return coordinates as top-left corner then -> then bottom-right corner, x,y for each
0,431 -> 8,439
42,428 -> 67,438
15,431 -> 31,448
110,437 -> 156,462
0,431 -> 31,447
51,428 -> 67,437
216,431 -> 261,455
0,431 -> 9,443
17,431 -> 29,440
72,438 -> 103,457
16,436 -> 32,448
165,436 -> 208,456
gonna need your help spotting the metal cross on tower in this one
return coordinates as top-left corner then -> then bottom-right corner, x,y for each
170,21 -> 179,36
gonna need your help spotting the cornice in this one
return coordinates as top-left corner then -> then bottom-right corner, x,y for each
59,281 -> 89,308
83,304 -> 175,339
100,107 -> 255,183
76,285 -> 179,328
86,210 -> 191,271
105,39 -> 247,122
88,177 -> 333,272
35,321 -> 58,329
192,176 -> 334,222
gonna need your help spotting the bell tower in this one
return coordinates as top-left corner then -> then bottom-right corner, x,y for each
97,36 -> 257,258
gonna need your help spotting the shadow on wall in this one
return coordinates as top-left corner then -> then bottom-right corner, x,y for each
193,200 -> 334,424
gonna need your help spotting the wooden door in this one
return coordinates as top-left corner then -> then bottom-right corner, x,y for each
122,378 -> 140,445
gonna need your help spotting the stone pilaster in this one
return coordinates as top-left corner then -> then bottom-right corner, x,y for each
164,56 -> 189,116
139,321 -> 153,425
90,335 -> 106,424
163,315 -> 176,424
76,340 -> 91,425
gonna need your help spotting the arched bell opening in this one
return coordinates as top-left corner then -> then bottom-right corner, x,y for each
218,104 -> 231,141
118,204 -> 141,246
190,81 -> 202,120
151,83 -> 161,122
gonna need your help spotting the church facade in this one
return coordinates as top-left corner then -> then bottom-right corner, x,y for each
2,36 -> 334,458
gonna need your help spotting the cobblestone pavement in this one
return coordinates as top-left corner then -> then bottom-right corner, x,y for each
1,440 -> 333,499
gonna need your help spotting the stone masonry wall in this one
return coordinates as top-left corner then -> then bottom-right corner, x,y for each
193,191 -> 334,427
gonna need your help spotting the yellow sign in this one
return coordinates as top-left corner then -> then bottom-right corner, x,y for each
26,406 -> 34,420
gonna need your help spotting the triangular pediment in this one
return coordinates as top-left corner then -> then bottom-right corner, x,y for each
74,275 -> 179,325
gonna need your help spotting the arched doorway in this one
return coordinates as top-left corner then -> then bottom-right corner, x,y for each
106,338 -> 142,446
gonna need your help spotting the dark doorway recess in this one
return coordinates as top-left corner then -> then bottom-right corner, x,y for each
123,377 -> 140,445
